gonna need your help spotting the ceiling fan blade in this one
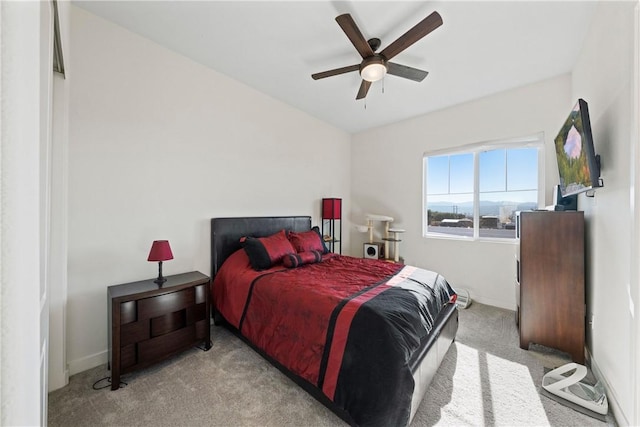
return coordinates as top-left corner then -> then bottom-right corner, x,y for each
336,14 -> 374,59
379,11 -> 443,61
387,62 -> 429,82
312,64 -> 360,80
356,80 -> 372,100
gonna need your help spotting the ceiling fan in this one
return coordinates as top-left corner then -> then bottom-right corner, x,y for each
312,11 -> 443,100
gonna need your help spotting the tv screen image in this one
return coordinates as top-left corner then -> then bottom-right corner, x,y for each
554,98 -> 602,198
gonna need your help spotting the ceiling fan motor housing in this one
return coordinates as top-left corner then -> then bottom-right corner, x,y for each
368,37 -> 382,51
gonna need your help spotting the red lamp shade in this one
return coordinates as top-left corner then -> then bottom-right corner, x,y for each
147,240 -> 174,262
322,198 -> 342,220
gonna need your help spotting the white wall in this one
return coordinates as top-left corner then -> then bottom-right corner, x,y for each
66,7 -> 351,376
571,1 -> 637,424
351,75 -> 571,309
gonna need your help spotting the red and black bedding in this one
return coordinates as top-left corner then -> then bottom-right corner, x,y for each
211,218 -> 457,426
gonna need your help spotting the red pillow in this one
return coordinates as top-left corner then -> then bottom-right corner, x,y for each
288,226 -> 329,254
282,250 -> 323,268
241,230 -> 296,270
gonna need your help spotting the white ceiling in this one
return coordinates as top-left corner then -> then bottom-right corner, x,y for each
73,1 -> 598,134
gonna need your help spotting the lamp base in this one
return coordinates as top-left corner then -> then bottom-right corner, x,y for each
154,261 -> 166,285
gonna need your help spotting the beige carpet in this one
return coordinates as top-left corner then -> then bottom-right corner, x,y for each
48,303 -> 615,426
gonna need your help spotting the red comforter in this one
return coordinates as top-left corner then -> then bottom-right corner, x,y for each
213,249 -> 456,426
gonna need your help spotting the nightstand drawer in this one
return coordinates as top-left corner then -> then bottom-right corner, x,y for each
151,309 -> 187,337
120,301 -> 137,325
138,287 -> 195,320
121,344 -> 136,369
138,326 -> 196,363
121,320 -> 148,347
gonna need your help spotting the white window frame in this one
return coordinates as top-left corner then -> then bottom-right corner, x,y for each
422,133 -> 545,242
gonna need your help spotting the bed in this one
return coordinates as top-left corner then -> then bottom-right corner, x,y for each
210,216 -> 458,427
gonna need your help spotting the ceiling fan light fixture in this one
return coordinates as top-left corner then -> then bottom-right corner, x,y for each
361,63 -> 387,82
360,56 -> 387,82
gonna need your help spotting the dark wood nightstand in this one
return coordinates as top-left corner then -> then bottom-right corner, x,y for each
107,271 -> 211,390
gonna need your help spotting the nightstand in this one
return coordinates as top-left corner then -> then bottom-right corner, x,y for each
107,271 -> 211,390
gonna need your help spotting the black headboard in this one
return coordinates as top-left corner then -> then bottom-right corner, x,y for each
210,216 -> 312,277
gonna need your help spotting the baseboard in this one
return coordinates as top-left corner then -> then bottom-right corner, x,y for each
472,294 -> 515,311
68,350 -> 108,376
587,349 -> 628,426
48,367 -> 69,392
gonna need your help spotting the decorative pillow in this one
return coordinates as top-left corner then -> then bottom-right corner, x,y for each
241,230 -> 296,270
288,226 -> 330,254
282,250 -> 323,268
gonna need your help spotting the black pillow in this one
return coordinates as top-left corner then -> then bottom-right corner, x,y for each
241,230 -> 296,270
311,226 -> 330,254
282,250 -> 323,268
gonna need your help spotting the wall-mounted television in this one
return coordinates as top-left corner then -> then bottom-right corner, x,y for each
554,98 -> 602,198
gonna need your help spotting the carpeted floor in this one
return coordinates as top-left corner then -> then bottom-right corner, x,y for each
48,303 -> 615,426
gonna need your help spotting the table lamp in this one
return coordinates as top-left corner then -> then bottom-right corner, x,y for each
147,240 -> 173,284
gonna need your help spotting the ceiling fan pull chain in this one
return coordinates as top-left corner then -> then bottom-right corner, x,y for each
382,77 -> 385,94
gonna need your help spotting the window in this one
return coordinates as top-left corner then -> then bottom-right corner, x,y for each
424,135 -> 543,240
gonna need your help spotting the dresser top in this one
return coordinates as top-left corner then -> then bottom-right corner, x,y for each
108,271 -> 209,300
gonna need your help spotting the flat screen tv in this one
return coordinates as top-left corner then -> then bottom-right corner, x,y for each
554,98 -> 602,198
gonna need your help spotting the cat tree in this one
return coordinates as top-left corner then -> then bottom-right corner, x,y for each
360,214 -> 405,263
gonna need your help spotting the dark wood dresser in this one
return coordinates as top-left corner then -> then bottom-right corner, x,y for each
108,271 -> 211,390
516,211 -> 585,363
